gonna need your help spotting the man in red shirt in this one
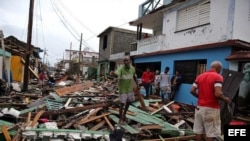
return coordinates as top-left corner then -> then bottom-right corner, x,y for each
140,67 -> 155,98
190,61 -> 231,141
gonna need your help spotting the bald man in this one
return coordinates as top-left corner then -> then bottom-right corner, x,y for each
190,61 -> 231,141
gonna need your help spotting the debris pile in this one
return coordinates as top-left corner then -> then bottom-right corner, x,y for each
0,76 -> 196,141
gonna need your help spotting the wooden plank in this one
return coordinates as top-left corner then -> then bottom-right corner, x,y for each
78,113 -> 110,125
90,120 -> 105,131
133,87 -> 147,110
1,125 -> 11,141
55,81 -> 94,96
31,110 -> 45,127
104,116 -> 114,131
21,58 -> 39,79
77,107 -> 103,124
140,124 -> 162,130
151,101 -> 175,115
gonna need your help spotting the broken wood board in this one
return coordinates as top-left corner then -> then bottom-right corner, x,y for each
104,116 -> 114,131
78,113 -> 110,125
133,87 -> 147,110
151,101 -> 175,115
1,125 -> 12,141
90,120 -> 105,131
55,81 -> 94,96
21,58 -> 39,79
34,103 -> 110,117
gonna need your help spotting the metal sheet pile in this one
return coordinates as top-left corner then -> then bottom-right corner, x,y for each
0,77 -> 196,141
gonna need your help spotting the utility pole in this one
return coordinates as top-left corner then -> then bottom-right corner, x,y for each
43,48 -> 47,65
69,42 -> 72,75
23,0 -> 35,92
78,33 -> 83,78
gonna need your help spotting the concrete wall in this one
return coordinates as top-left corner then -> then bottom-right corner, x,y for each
161,0 -> 249,50
233,0 -> 250,42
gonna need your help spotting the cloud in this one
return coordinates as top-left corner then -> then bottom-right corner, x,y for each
0,0 -> 145,65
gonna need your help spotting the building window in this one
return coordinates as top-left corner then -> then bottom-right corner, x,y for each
176,0 -> 210,31
174,59 -> 207,84
103,35 -> 108,50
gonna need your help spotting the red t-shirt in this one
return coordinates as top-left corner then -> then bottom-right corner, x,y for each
39,72 -> 46,80
193,70 -> 223,109
141,71 -> 155,84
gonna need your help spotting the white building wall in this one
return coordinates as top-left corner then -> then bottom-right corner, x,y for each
162,0 -> 249,49
233,0 -> 250,42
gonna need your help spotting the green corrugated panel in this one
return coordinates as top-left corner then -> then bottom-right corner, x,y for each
108,115 -> 139,134
24,128 -> 110,134
132,100 -> 149,107
0,120 -> 17,136
49,93 -> 67,102
128,106 -> 181,136
108,109 -> 152,125
44,99 -> 63,110
20,104 -> 46,115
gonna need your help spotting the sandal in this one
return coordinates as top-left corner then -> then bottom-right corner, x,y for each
119,119 -> 126,125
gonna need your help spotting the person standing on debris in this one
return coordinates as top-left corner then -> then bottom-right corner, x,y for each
190,61 -> 231,141
159,66 -> 171,103
39,67 -> 47,88
110,55 -> 139,124
170,70 -> 182,100
153,70 -> 160,96
139,67 -> 155,98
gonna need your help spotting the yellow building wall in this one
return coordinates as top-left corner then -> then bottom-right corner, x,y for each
11,56 -> 23,82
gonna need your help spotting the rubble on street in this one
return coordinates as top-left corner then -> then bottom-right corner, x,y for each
0,75 -> 197,141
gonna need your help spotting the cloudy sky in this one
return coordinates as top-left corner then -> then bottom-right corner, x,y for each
0,0 -> 147,65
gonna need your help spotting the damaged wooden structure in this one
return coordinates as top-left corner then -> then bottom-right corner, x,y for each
0,79 -> 196,141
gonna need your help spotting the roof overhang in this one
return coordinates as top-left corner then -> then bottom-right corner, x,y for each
1,36 -> 41,58
129,9 -> 164,29
132,40 -> 250,59
226,51 -> 250,61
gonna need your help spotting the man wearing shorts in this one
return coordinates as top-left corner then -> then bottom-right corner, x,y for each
190,61 -> 231,141
110,55 -> 138,124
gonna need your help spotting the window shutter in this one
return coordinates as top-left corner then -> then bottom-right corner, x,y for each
177,0 -> 210,31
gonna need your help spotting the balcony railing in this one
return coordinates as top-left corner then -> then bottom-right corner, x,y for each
136,35 -> 165,54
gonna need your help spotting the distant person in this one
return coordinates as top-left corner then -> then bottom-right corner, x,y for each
143,33 -> 149,38
190,61 -> 231,141
110,56 -> 138,125
38,67 -> 47,88
139,67 -> 155,98
170,70 -> 182,100
159,67 -> 171,103
153,70 -> 160,96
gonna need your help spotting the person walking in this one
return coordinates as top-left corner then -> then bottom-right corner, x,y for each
190,61 -> 231,141
159,67 -> 171,103
110,56 -> 138,125
139,67 -> 155,98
